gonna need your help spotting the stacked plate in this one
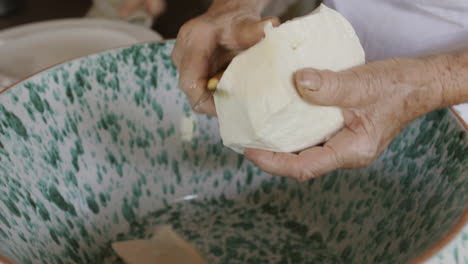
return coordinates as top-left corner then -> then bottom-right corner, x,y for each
0,18 -> 162,91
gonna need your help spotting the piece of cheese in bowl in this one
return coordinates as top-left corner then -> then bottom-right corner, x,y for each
214,4 -> 365,153
112,226 -> 206,264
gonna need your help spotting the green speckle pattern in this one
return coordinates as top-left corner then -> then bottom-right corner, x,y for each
0,41 -> 467,264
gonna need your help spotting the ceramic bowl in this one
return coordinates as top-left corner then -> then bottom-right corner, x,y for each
0,41 -> 467,264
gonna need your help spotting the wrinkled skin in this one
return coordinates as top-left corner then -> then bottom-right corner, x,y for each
172,0 -> 279,115
172,0 -> 468,180
246,57 -> 442,180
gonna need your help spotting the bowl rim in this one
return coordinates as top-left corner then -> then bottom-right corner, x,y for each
0,255 -> 14,264
0,18 -> 161,42
409,209 -> 467,264
408,109 -> 468,264
0,41 -> 466,264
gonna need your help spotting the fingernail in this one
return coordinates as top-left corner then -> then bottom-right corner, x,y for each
262,16 -> 281,27
295,69 -> 321,91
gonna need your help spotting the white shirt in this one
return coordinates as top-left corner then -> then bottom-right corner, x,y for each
324,0 -> 468,61
323,0 -> 468,122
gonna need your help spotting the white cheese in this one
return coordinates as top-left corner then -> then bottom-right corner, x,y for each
214,4 -> 365,153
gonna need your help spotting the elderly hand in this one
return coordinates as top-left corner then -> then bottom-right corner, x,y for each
245,52 -> 468,181
172,0 -> 279,115
120,0 -> 166,17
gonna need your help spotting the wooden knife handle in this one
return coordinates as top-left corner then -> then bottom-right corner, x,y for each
207,72 -> 223,91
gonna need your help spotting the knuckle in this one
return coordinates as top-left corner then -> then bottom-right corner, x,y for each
176,19 -> 215,49
177,75 -> 188,91
357,143 -> 378,166
181,18 -> 215,38
342,66 -> 382,106
325,144 -> 345,168
178,75 -> 198,94
178,19 -> 198,37
191,105 -> 205,114
295,168 -> 319,182
347,68 -> 366,103
321,70 -> 345,102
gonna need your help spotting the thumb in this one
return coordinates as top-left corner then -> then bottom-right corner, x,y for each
294,68 -> 368,107
233,16 -> 280,49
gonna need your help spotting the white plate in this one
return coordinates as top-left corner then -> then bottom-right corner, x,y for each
0,18 -> 162,83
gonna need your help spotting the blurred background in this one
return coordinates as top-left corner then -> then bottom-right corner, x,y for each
0,0 -> 318,90
0,0 -> 319,38
0,0 -> 211,38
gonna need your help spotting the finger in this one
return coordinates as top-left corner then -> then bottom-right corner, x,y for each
179,77 -> 216,116
178,47 -> 210,99
245,144 -> 345,181
245,125 -> 376,181
244,150 -> 306,180
120,0 -> 143,17
233,16 -> 280,49
178,49 -> 219,115
294,67 -> 377,107
177,30 -> 216,94
194,96 -> 217,116
145,0 -> 166,16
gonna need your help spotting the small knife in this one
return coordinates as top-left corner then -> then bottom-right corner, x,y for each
192,72 -> 223,111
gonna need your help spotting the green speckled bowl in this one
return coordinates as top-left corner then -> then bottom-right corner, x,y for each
0,41 -> 467,264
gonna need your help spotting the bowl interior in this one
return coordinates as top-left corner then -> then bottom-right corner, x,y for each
0,41 -> 467,264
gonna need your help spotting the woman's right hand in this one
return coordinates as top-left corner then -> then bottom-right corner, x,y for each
172,0 -> 279,115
